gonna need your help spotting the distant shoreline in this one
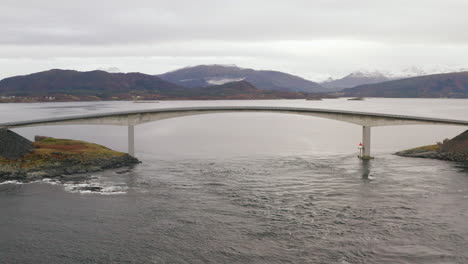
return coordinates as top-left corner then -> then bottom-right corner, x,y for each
2,96 -> 468,104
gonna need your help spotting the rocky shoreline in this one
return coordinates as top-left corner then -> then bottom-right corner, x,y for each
395,145 -> 467,162
0,135 -> 140,182
0,155 -> 140,182
395,130 -> 468,162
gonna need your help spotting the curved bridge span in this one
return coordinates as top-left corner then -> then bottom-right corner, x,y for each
1,106 -> 467,157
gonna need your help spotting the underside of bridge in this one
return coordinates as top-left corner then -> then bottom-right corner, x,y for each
124,123 -> 374,158
1,107 -> 467,158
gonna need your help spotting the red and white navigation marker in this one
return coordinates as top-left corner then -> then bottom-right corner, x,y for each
358,142 -> 364,157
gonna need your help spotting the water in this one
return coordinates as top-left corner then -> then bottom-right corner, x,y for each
0,99 -> 467,263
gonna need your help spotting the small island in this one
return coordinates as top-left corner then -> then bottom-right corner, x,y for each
396,130 -> 468,162
0,132 -> 140,182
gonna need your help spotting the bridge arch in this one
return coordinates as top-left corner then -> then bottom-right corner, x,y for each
1,106 -> 467,157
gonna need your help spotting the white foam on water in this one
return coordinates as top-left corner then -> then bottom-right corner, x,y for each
41,178 -> 60,185
0,180 -> 24,185
0,176 -> 128,195
63,181 -> 128,195
0,179 -> 59,185
99,187 -> 127,195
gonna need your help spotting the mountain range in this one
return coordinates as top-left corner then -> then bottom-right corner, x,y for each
0,69 -> 181,97
321,71 -> 393,89
0,65 -> 467,101
0,69 -> 308,101
158,65 -> 326,93
321,66 -> 468,89
342,71 -> 468,98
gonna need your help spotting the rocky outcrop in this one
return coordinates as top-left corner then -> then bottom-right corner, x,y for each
0,129 -> 33,159
439,129 -> 468,153
0,154 -> 139,181
396,130 -> 468,162
0,136 -> 140,182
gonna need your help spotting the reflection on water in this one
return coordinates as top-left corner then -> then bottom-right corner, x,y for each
0,99 -> 467,263
360,159 -> 372,179
454,163 -> 468,174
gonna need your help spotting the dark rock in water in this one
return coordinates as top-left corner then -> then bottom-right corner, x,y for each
0,129 -> 33,159
75,186 -> 103,192
115,169 -> 132,174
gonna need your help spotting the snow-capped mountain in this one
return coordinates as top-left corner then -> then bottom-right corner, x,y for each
323,66 -> 468,89
387,66 -> 468,79
321,71 -> 392,89
343,71 -> 468,98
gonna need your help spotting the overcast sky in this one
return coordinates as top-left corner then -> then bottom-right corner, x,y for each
1,0 -> 468,81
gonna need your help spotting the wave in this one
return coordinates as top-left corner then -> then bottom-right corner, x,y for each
63,181 -> 128,195
0,180 -> 24,185
0,177 -> 128,195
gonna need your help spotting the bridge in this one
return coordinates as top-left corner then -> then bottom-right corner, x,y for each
1,106 -> 467,158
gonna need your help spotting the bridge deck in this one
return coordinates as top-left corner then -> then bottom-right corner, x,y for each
2,106 -> 467,157
1,106 -> 468,128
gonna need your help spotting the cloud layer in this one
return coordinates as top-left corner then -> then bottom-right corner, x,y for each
1,0 -> 468,80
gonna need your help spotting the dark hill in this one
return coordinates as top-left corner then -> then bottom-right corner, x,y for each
0,69 -> 182,98
0,70 -> 310,101
189,80 -> 259,96
158,65 -> 326,93
342,71 -> 468,98
158,80 -> 307,100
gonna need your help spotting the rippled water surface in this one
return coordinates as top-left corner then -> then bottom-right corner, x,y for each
0,99 -> 467,263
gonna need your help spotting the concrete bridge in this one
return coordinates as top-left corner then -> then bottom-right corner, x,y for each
1,106 -> 467,158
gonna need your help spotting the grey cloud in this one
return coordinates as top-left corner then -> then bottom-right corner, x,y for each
1,0 -> 467,79
2,0 -> 468,45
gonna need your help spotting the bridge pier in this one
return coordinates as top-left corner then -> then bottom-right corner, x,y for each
361,126 -> 372,158
128,125 -> 135,157
3,107 -> 467,160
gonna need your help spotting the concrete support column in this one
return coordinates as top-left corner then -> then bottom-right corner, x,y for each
362,126 -> 371,157
128,125 -> 135,157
